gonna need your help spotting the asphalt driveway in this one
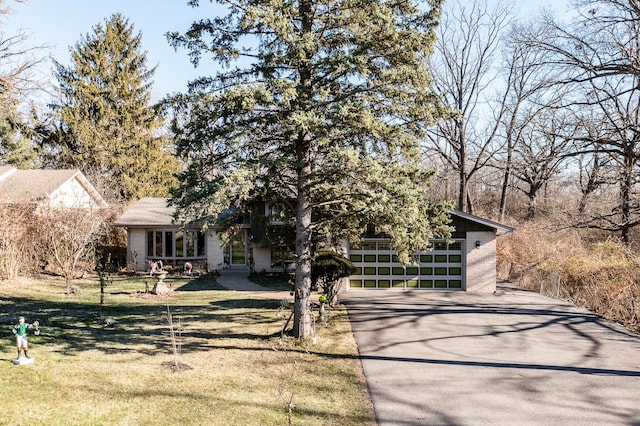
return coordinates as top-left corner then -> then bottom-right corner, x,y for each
342,283 -> 640,426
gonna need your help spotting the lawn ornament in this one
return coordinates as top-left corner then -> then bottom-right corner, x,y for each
12,316 -> 39,365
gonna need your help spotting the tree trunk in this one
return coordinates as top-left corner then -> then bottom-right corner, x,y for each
527,186 -> 539,220
293,163 -> 313,338
292,0 -> 313,340
457,119 -> 467,212
499,138 -> 513,222
620,153 -> 633,244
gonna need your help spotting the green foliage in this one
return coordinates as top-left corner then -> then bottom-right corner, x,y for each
312,249 -> 357,285
312,249 -> 357,305
49,13 -> 178,200
0,97 -> 40,168
168,0 -> 450,337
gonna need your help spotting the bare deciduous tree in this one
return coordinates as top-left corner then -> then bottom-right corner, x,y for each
523,0 -> 640,242
426,0 -> 514,213
39,205 -> 107,294
0,203 -> 43,279
510,110 -> 575,219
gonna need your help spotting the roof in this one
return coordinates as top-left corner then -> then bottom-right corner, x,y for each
451,210 -> 514,235
114,198 -> 176,227
0,167 -> 108,208
115,199 -> 516,235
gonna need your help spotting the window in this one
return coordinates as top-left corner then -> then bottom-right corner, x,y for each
266,203 -> 287,225
350,279 -> 363,287
271,245 -> 293,268
185,231 -> 195,257
434,241 -> 447,251
435,267 -> 447,275
361,242 -> 377,250
420,254 -> 433,263
449,280 -> 462,288
146,229 -> 206,259
449,241 -> 462,250
392,267 -> 405,275
378,242 -> 391,250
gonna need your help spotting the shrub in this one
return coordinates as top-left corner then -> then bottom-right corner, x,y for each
312,249 -> 357,306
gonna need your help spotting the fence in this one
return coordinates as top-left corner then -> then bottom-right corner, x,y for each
498,261 -> 562,299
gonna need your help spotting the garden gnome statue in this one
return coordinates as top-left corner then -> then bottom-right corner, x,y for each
12,316 -> 39,365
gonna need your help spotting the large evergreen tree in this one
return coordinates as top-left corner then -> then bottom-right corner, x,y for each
169,0 -> 451,339
0,98 -> 39,168
50,13 -> 177,200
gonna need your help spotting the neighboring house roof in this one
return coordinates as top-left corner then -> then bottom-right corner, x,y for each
0,167 -> 108,208
114,197 -> 175,227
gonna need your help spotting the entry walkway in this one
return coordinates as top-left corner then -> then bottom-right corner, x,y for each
342,284 -> 640,425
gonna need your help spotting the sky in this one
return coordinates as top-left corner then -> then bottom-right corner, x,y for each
4,0 -> 570,104
4,0 -> 226,102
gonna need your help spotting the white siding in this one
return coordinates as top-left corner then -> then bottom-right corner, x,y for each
252,246 -> 272,272
464,231 -> 496,293
206,231 -> 225,272
128,229 -> 147,270
48,177 -> 99,208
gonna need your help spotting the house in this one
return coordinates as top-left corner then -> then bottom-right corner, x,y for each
0,166 -> 108,209
114,197 -> 513,292
113,198 -> 224,272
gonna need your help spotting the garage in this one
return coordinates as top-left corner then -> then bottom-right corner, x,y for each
346,211 -> 513,292
349,239 -> 464,289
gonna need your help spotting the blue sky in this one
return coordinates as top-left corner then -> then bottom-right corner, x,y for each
5,0 -> 225,102
5,0 -> 568,104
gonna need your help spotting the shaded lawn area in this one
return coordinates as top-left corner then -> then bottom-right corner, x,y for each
0,274 -> 374,425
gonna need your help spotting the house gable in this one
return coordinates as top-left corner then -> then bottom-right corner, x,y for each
0,167 -> 107,208
450,210 -> 514,236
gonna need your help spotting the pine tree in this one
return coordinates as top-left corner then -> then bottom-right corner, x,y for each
51,13 -> 177,200
0,98 -> 39,168
168,0 -> 452,339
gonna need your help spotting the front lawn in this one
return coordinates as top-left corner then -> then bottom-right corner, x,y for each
0,274 -> 374,425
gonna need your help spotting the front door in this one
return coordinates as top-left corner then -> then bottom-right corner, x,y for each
230,232 -> 246,267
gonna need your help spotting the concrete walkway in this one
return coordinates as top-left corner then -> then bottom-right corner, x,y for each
342,284 -> 640,426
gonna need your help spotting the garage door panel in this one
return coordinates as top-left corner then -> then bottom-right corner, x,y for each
349,239 -> 464,290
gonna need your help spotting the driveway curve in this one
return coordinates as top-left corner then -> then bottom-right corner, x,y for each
342,283 -> 640,426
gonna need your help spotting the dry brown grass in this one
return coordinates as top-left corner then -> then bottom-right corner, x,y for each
0,274 -> 375,425
498,218 -> 640,332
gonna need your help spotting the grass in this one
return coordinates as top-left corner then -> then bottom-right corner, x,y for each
248,272 -> 293,291
0,273 -> 374,425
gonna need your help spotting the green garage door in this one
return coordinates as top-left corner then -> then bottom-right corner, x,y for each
349,240 -> 464,290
